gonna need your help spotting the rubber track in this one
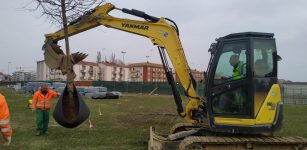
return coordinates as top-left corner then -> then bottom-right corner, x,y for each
179,135 -> 307,149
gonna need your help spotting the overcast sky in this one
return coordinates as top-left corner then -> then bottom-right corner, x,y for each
0,0 -> 306,81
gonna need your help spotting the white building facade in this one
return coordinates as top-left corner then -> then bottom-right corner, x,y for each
12,71 -> 36,81
98,62 -> 129,81
74,61 -> 100,81
37,60 -> 65,81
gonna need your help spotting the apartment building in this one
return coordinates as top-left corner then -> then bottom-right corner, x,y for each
0,72 -> 9,81
74,61 -> 100,81
190,69 -> 205,82
127,62 -> 166,82
173,69 -> 205,83
37,60 -> 100,81
37,60 -> 65,81
98,62 -> 129,81
12,71 -> 36,81
36,60 -> 204,82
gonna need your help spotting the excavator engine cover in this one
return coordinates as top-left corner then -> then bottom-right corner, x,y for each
53,84 -> 90,128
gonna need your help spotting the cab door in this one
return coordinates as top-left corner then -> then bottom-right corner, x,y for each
206,40 -> 252,126
252,39 -> 278,117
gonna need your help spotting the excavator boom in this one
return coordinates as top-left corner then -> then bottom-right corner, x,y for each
44,3 -> 203,123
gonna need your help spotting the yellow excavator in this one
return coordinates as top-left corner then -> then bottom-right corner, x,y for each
43,3 -> 307,150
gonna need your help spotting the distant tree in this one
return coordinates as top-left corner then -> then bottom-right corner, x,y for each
97,51 -> 102,63
108,53 -> 124,65
117,60 -> 124,65
109,52 -> 116,63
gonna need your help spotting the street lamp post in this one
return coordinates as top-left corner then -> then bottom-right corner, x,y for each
121,51 -> 126,65
7,62 -> 11,81
146,56 -> 149,62
121,51 -> 127,83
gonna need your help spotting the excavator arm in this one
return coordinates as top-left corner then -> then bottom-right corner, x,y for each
44,3 -> 203,123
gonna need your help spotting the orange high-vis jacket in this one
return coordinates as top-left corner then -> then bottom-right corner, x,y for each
0,94 -> 13,138
32,89 -> 58,110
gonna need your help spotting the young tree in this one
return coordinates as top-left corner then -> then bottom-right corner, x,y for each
28,0 -> 104,125
30,0 -> 104,83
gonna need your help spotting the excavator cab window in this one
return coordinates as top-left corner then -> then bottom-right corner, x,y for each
252,39 -> 277,116
213,42 -> 247,85
211,42 -> 248,115
253,40 -> 275,78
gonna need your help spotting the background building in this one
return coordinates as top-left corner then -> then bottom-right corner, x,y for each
0,72 -> 9,81
173,69 -> 205,83
74,61 -> 100,81
36,60 -> 203,82
12,71 -> 36,81
127,62 -> 166,82
37,60 -> 65,81
98,62 -> 129,81
190,69 -> 205,83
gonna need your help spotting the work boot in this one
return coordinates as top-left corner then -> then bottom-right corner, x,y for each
36,131 -> 42,136
43,131 -> 49,135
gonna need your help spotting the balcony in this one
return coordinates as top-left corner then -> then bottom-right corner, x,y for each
88,69 -> 94,74
130,70 -> 140,73
98,70 -> 102,75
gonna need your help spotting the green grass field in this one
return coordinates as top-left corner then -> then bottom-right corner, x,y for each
0,87 -> 307,150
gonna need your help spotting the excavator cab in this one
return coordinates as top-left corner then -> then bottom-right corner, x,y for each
205,32 -> 282,134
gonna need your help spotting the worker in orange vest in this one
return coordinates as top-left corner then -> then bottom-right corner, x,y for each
32,84 -> 58,136
0,93 -> 12,146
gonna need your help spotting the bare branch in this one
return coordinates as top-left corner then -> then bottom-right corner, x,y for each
26,0 -> 105,26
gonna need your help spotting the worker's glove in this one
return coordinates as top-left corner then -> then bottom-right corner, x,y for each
3,136 -> 11,146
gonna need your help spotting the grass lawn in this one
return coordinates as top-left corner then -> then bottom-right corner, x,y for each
0,87 -> 307,149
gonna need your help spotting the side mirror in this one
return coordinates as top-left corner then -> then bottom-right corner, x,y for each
277,55 -> 282,61
208,43 -> 217,54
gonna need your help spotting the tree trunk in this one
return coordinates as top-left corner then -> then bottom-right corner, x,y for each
61,0 -> 78,123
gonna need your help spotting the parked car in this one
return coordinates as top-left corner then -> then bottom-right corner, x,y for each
54,87 -> 65,94
104,92 -> 120,99
22,82 -> 52,94
109,91 -> 122,97
84,87 -> 107,99
76,86 -> 88,96
91,91 -> 122,100
52,82 -> 66,90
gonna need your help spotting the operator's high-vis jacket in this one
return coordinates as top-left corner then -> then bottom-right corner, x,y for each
32,89 -> 58,110
233,61 -> 246,80
0,94 -> 12,139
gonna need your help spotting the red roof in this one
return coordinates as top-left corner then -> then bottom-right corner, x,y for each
77,61 -> 98,66
99,61 -> 124,67
127,62 -> 163,68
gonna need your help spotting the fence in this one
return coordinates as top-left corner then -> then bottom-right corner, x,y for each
281,84 -> 307,105
1,81 -> 306,104
92,81 -> 205,96
0,80 -> 205,97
